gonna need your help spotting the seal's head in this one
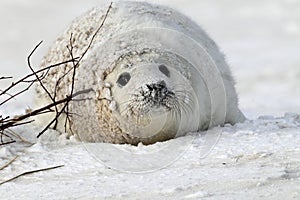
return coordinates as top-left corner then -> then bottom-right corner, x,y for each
104,59 -> 199,143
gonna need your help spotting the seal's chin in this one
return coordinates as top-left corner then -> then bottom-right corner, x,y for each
150,106 -> 170,114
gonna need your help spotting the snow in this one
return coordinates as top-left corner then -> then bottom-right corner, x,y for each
0,0 -> 300,199
1,116 -> 299,199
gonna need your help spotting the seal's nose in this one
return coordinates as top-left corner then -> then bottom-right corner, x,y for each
145,81 -> 169,104
137,80 -> 175,112
146,81 -> 167,92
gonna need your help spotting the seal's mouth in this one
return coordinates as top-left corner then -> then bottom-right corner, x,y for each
127,80 -> 177,116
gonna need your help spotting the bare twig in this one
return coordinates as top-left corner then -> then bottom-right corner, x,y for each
0,130 -> 15,145
0,81 -> 34,106
0,2 -> 113,143
0,88 -> 93,132
0,140 -> 16,146
37,2 -> 113,137
5,129 -> 33,145
0,76 -> 13,80
0,165 -> 64,186
0,46 -> 79,143
0,58 -> 79,97
8,120 -> 35,128
78,2 -> 113,64
27,41 -> 64,129
0,156 -> 19,171
36,89 -> 93,138
27,41 -> 55,103
64,33 -> 77,134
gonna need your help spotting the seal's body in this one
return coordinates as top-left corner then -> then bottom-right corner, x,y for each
36,1 -> 245,145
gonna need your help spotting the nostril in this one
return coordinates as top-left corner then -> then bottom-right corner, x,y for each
159,80 -> 166,87
146,84 -> 153,91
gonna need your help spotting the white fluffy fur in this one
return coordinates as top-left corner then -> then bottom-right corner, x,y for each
36,1 -> 245,144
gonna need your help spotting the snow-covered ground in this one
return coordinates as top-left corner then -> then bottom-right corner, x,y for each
0,0 -> 300,199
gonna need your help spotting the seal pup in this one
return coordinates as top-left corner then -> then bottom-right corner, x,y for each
36,1 -> 246,145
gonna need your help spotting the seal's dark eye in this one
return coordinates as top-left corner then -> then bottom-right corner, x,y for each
158,64 -> 170,77
117,72 -> 131,87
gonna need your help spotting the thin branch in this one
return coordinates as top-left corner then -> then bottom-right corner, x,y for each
38,2 -> 113,137
0,156 -> 19,171
64,33 -> 77,134
0,81 -> 34,106
27,41 -> 61,129
0,90 -> 16,98
0,88 -> 93,132
0,58 -> 78,96
0,2 -> 113,143
77,2 -> 113,64
8,120 -> 35,128
5,129 -> 33,145
36,89 -> 93,138
0,140 -> 16,146
0,165 -> 64,186
0,130 -> 14,144
0,76 -> 13,80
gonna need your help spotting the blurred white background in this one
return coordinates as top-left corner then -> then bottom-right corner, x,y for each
0,0 -> 300,118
